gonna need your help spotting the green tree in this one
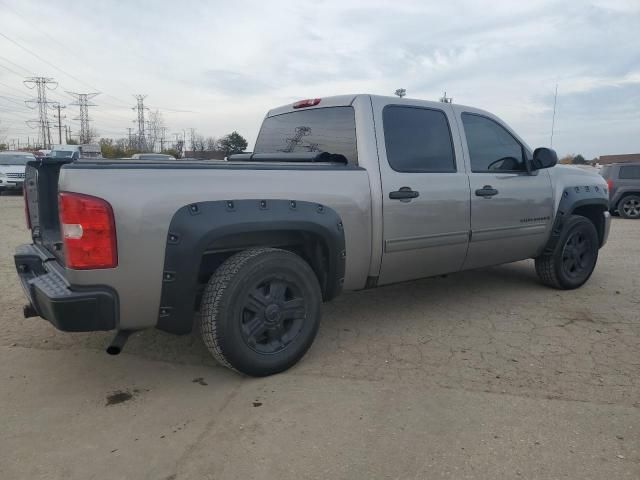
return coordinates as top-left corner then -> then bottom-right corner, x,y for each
217,131 -> 248,156
572,154 -> 586,165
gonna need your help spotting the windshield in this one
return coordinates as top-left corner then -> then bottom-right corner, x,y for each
254,106 -> 358,164
0,154 -> 31,165
50,150 -> 75,159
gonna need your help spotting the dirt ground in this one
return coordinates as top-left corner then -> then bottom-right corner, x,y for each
1,194 -> 639,479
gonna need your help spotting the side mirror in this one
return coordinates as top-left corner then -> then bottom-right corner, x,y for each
531,147 -> 558,170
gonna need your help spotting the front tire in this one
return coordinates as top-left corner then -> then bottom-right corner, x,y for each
618,195 -> 640,219
535,215 -> 599,290
200,247 -> 322,377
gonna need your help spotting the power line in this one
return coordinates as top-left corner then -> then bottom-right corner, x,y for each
0,31 -> 130,107
0,55 -> 34,75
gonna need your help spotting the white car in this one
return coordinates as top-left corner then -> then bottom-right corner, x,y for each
0,151 -> 35,194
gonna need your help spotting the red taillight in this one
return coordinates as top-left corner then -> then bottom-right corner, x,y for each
58,192 -> 117,269
606,179 -> 613,195
23,183 -> 31,230
293,98 -> 321,109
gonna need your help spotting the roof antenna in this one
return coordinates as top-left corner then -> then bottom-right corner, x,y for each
550,83 -> 558,147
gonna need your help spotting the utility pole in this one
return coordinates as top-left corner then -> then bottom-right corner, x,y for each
550,83 -> 558,147
189,128 -> 196,152
127,128 -> 134,150
133,95 -> 147,151
159,126 -> 167,152
24,76 -> 58,149
66,92 -> 99,144
53,104 -> 66,144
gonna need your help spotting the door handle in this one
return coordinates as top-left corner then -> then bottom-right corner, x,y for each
475,185 -> 499,197
389,187 -> 420,201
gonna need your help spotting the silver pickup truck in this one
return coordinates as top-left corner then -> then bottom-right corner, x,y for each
15,94 -> 611,376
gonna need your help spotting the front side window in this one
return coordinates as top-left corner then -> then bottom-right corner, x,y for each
382,106 -> 456,173
462,113 -> 525,173
619,165 -> 640,179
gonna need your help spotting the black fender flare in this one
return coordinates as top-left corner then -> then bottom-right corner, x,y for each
157,199 -> 346,334
543,185 -> 609,255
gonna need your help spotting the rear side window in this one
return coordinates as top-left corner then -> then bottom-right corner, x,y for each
254,106 -> 357,164
619,165 -> 640,179
462,113 -> 525,173
600,165 -> 611,178
382,106 -> 456,172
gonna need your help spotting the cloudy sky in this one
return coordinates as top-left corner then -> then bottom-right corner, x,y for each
0,0 -> 638,158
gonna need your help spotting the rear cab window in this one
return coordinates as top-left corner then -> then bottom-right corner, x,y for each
254,106 -> 357,164
382,105 -> 456,172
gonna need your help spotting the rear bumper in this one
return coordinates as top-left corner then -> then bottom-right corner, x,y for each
14,244 -> 117,332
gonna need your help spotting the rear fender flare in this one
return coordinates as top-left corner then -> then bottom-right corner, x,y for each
157,199 -> 345,334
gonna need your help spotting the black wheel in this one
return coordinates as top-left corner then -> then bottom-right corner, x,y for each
535,215 -> 599,290
200,247 -> 322,377
618,195 -> 640,219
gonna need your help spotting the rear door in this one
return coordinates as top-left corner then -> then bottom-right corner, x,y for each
373,98 -> 471,285
454,107 -> 553,269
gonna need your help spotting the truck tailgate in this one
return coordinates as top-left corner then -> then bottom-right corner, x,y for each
24,157 -> 73,263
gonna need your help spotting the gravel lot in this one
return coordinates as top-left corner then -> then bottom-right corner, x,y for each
1,194 -> 639,479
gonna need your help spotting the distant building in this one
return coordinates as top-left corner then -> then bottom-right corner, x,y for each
599,153 -> 640,165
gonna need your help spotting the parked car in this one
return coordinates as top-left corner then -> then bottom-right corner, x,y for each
15,94 -> 611,376
131,153 -> 175,160
600,163 -> 640,219
50,144 -> 102,160
0,151 -> 35,194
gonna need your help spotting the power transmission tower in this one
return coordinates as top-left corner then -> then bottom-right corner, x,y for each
67,92 -> 99,144
133,95 -> 147,150
53,104 -> 66,144
24,76 -> 58,149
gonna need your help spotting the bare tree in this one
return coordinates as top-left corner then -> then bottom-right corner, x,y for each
85,127 -> 99,144
146,109 -> 165,152
205,136 -> 218,151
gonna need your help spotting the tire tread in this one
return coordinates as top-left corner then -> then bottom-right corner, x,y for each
200,247 -> 277,373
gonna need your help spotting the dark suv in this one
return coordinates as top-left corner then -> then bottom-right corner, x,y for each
601,163 -> 640,219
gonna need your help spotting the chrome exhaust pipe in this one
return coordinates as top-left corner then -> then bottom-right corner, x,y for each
106,330 -> 132,355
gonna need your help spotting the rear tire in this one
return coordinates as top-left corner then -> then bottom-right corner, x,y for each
200,247 -> 322,377
535,215 -> 599,290
618,195 -> 640,219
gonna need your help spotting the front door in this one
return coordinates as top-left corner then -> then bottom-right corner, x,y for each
374,99 -> 471,285
455,108 -> 554,270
